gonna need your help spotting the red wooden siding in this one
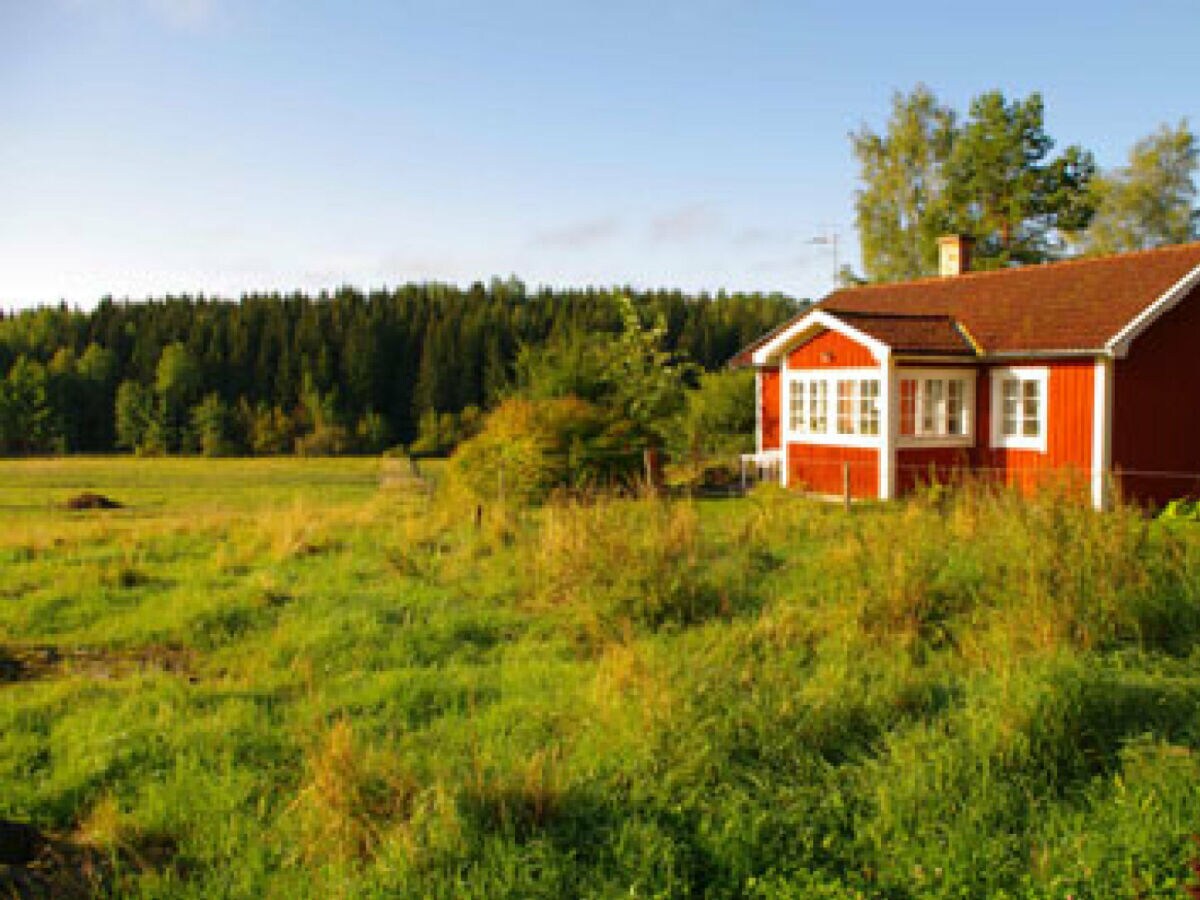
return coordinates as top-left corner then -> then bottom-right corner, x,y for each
787,329 -> 876,369
977,360 -> 1092,494
891,360 -> 1093,498
760,367 -> 781,451
896,447 -> 973,495
787,443 -> 877,499
1113,282 -> 1200,506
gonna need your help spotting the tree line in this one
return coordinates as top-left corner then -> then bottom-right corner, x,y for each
0,282 -> 798,457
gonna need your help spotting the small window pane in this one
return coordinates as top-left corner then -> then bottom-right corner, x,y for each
922,379 -> 943,434
859,380 -> 880,436
837,380 -> 855,434
809,381 -> 827,433
789,381 -> 805,432
899,379 -> 916,436
947,380 -> 963,435
1022,379 -> 1040,437
1002,379 -> 1020,436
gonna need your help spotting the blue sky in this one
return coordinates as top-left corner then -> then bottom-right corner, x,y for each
2,0 -> 1197,308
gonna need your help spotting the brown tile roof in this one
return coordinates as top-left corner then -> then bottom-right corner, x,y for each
821,241 -> 1200,354
831,312 -> 975,355
729,242 -> 1200,365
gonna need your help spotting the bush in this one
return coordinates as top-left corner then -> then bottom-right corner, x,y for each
445,397 -> 646,506
295,424 -> 352,457
665,369 -> 755,490
408,407 -> 482,457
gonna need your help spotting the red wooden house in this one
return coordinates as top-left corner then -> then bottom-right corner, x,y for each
734,237 -> 1200,508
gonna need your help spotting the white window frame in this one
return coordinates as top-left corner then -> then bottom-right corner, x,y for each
783,368 -> 882,448
990,366 -> 1048,452
896,369 -> 977,448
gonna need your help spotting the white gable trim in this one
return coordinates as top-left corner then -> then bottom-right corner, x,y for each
1106,261 -> 1200,358
750,309 -> 891,367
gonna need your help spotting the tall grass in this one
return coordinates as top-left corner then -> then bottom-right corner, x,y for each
2,459 -> 1199,897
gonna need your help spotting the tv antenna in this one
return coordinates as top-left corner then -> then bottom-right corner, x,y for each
806,227 -> 841,288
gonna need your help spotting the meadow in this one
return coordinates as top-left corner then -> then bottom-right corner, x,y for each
2,457 -> 1200,898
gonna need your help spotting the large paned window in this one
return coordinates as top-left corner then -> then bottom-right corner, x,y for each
898,372 -> 974,442
785,371 -> 880,445
990,367 -> 1048,451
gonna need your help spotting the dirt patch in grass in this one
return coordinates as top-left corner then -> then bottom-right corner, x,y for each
64,493 -> 124,511
0,817 -> 182,899
0,643 -> 197,684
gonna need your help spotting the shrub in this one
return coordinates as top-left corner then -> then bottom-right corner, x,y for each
665,369 -> 755,490
445,397 -> 645,506
529,496 -> 766,634
295,424 -> 352,457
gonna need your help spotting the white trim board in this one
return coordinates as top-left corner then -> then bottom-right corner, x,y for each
754,368 -> 763,454
1091,356 -> 1113,510
879,357 -> 895,500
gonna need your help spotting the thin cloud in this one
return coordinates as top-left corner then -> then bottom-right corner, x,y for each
61,0 -> 218,31
649,203 -> 721,244
733,226 -> 794,248
143,0 -> 216,29
533,217 -> 621,250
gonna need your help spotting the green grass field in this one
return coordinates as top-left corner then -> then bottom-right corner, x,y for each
2,458 -> 1200,898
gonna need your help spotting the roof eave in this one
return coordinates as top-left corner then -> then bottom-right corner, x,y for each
983,348 -> 1108,359
750,309 -> 892,366
1106,260 -> 1200,358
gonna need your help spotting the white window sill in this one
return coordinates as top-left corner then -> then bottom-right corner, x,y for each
991,435 -> 1047,453
897,434 -> 975,450
784,432 -> 881,449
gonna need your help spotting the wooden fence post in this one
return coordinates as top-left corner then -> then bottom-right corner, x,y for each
842,461 -> 851,512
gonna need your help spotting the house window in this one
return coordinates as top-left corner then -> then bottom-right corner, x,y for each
898,373 -> 973,440
789,380 -> 806,432
784,372 -> 879,444
991,367 -> 1048,451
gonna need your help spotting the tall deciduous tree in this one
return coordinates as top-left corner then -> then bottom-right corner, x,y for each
0,357 -> 54,453
154,343 -> 201,452
851,85 -> 956,282
1080,121 -> 1199,255
114,380 -> 154,452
